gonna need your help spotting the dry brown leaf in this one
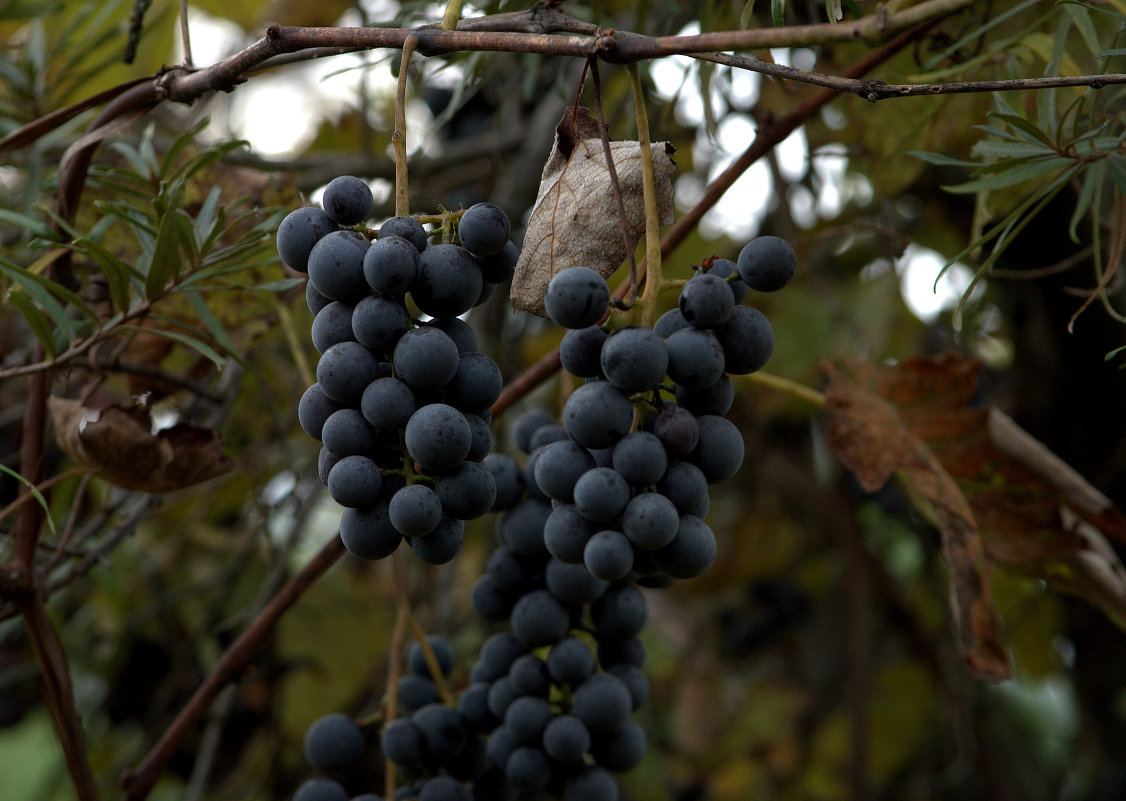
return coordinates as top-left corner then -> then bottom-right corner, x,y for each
824,352 -> 1126,674
49,397 -> 231,493
511,107 -> 676,317
823,360 -> 1010,681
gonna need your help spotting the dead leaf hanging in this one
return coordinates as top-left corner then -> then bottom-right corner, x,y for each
511,107 -> 676,318
49,397 -> 231,493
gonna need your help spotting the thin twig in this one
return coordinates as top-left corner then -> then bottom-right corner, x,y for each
628,63 -> 663,328
441,0 -> 464,31
589,57 -> 638,307
393,36 -> 420,217
121,534 -> 347,801
179,0 -> 193,68
384,551 -> 411,800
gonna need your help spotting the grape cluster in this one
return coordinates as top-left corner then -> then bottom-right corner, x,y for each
282,176 -> 519,565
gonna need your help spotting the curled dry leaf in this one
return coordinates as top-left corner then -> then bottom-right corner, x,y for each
824,352 -> 1126,676
49,397 -> 231,493
822,359 -> 1010,681
511,107 -> 676,317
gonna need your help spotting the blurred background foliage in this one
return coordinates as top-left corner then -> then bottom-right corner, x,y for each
1,0 -> 1126,800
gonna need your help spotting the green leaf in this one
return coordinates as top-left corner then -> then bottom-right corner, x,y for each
1097,47 -> 1126,57
825,0 -> 842,21
990,113 -> 1056,147
144,196 -> 185,300
5,289 -> 58,357
184,288 -> 239,359
943,157 -> 1073,194
771,0 -> 785,26
0,259 -> 79,344
1062,1 -> 1109,60
1107,155 -> 1126,195
739,0 -> 758,28
0,208 -> 56,240
1,252 -> 98,323
0,463 -> 56,536
120,323 -> 227,367
1070,160 -> 1105,243
971,140 -> 1055,159
906,150 -> 978,167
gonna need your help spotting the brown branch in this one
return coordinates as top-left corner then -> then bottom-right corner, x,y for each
121,533 -> 347,801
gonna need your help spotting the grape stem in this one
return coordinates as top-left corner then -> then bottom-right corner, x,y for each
440,0 -> 463,31
405,615 -> 456,704
629,63 -> 663,329
745,371 -> 827,407
393,35 -> 419,217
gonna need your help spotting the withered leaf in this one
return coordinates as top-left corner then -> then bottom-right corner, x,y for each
511,107 -> 676,318
824,353 -> 1126,674
823,359 -> 1010,681
49,397 -> 231,493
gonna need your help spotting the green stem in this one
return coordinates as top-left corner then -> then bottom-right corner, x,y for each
393,35 -> 419,217
405,616 -> 456,705
440,0 -> 463,31
745,371 -> 826,408
628,64 -> 663,328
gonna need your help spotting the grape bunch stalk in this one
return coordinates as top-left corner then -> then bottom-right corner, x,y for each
280,175 -> 796,801
280,176 -> 519,566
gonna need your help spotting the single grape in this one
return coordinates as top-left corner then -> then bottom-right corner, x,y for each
398,673 -> 440,711
655,461 -> 710,517
320,408 -> 377,459
327,454 -> 383,508
410,516 -> 464,564
687,414 -> 744,483
303,712 -> 366,772
591,583 -> 647,640
412,703 -> 469,761
404,404 -> 471,472
307,229 -> 371,302
504,696 -> 553,744
458,682 -> 500,733
675,374 -> 734,416
599,326 -> 669,394
652,403 -> 699,456
653,307 -> 690,338
436,460 -> 498,519
563,766 -> 619,801
408,635 -> 455,678
611,431 -> 667,487
425,317 -> 478,354
363,234 -> 419,297
715,304 -> 774,374
443,352 -> 503,414
621,492 -> 679,550
473,240 -> 518,283
583,530 -> 634,581
665,326 -> 726,389
547,637 -> 596,685
510,589 -> 570,648
413,244 -> 483,318
293,778 -> 349,801
512,409 -> 556,454
590,720 -> 646,772
737,235 -> 796,291
678,272 -> 735,328
419,776 -> 470,801
458,202 -> 510,257
545,557 -> 607,605
528,424 -> 569,451
543,503 -> 598,564
360,377 -> 416,432
508,654 -> 552,698
544,267 -> 609,329
340,502 -> 402,560
571,673 -> 632,732
543,715 -> 591,763
393,326 -> 460,391
483,454 -> 525,511
573,467 -> 630,523
505,746 -> 551,793
389,484 -> 442,537
562,381 -> 633,449
497,497 -> 551,555
277,207 -> 338,273
306,279 -> 331,315
560,325 -> 608,378
317,340 -> 382,405
322,175 -> 373,225
533,439 -> 596,503
655,514 -> 717,578
379,215 -> 429,252
298,383 -> 343,441
351,295 -> 409,356
311,301 -> 356,353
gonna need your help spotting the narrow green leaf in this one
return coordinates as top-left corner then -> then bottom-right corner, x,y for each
0,208 -> 56,240
184,288 -> 238,358
906,150 -> 978,167
160,118 -> 213,178
1063,3 -> 1104,60
195,186 -> 223,250
1097,47 -> 1126,57
129,324 -> 227,367
0,261 -> 78,344
1,253 -> 98,322
740,0 -> 758,28
145,205 -> 183,300
1107,155 -> 1126,195
825,0 -> 842,21
5,289 -> 58,357
944,157 -> 1072,194
990,113 -> 1056,147
771,0 -> 785,26
0,463 -> 56,536
971,140 -> 1055,159
922,0 -> 1041,70
1070,160 -> 1105,243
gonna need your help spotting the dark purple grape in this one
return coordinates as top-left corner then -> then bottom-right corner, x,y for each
583,530 -> 634,581
544,267 -> 609,329
590,720 -> 646,771
363,235 -> 420,296
533,439 -> 596,503
321,408 -> 376,458
547,637 -> 596,685
413,244 -> 483,318
322,175 -> 373,225
303,712 -> 366,772
678,272 -> 734,328
513,409 -> 556,454
543,504 -> 598,564
543,715 -> 591,763
393,326 -> 460,391
706,257 -> 748,303
327,454 -> 383,508
737,235 -> 796,291
436,460 -> 498,519
444,352 -> 503,414
508,654 -> 552,697
404,403 -> 471,472
277,207 -> 338,273
621,492 -> 679,550
483,454 -> 525,510
306,279 -> 331,315
458,202 -> 510,257
293,778 -> 349,801
653,307 -> 690,338
426,317 -> 478,354
504,696 -> 553,744
545,557 -> 607,605
307,229 -> 370,302
511,589 -> 570,648
655,461 -> 709,517
379,215 -> 429,252
599,326 -> 669,393
340,502 -> 401,560
715,305 -> 774,374
563,766 -> 619,801
611,431 -> 667,487
573,467 -> 630,523
687,414 -> 744,483
389,484 -> 442,536
464,413 -> 493,462
311,301 -> 356,353
591,583 -> 647,640
665,327 -> 725,389
317,340 -> 381,404
652,403 -> 699,456
361,377 -> 416,432
352,295 -> 409,355
505,746 -> 551,793
560,325 -> 608,378
474,240 -> 518,283
298,383 -> 343,440
655,515 -> 717,578
412,702 -> 468,761
562,381 -> 633,449
571,673 -> 631,732
497,497 -> 551,555
410,516 -> 464,564
675,374 -> 734,416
